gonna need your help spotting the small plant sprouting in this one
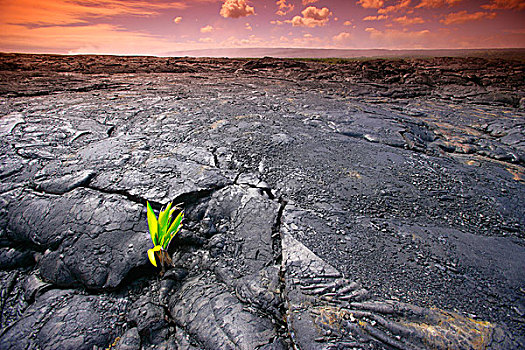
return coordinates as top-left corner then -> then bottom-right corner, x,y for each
146,201 -> 184,270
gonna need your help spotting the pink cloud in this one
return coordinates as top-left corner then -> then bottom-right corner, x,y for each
363,26 -> 525,49
289,34 -> 323,47
378,0 -> 412,14
173,16 -> 182,24
393,16 -> 425,25
504,28 -> 525,34
219,34 -> 270,47
365,27 -> 432,47
481,0 -> 525,10
0,23 -> 174,54
287,6 -> 332,28
333,32 -> 353,45
0,0 -> 193,26
343,20 -> 353,25
357,0 -> 385,9
302,0 -> 320,4
276,0 -> 294,16
200,25 -> 214,33
441,11 -> 497,25
363,15 -> 388,20
415,0 -> 461,8
220,0 -> 255,19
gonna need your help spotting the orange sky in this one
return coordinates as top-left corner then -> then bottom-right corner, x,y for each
0,0 -> 524,55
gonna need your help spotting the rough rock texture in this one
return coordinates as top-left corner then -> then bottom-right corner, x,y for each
0,53 -> 524,349
1,289 -> 127,350
281,210 -> 517,349
4,188 -> 150,289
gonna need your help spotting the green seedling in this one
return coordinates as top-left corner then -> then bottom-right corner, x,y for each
146,201 -> 184,269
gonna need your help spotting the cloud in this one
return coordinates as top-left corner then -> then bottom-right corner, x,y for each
440,11 -> 497,25
393,16 -> 425,25
290,34 -> 323,46
0,23 -> 174,55
0,0 -> 193,26
238,32 -> 322,48
365,27 -> 432,47
333,32 -> 353,45
200,25 -> 214,33
357,0 -> 384,8
276,0 -> 294,16
220,34 -> 268,47
245,22 -> 252,30
344,20 -> 353,25
302,0 -> 320,4
220,0 -> 255,19
415,0 -> 461,8
362,26 -> 525,49
363,15 -> 388,20
504,28 -> 525,34
378,0 -> 412,14
481,0 -> 525,10
270,20 -> 285,25
287,6 -> 332,27
199,37 -> 214,43
173,16 -> 183,24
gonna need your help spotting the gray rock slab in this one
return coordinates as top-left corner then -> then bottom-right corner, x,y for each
6,188 -> 150,289
281,217 -> 519,349
114,327 -> 141,350
334,112 -> 407,147
128,296 -> 169,345
169,275 -> 278,350
78,136 -> 236,204
35,170 -> 95,195
203,185 -> 279,278
0,289 -> 127,350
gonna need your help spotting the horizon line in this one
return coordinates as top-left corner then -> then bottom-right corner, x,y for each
2,47 -> 525,58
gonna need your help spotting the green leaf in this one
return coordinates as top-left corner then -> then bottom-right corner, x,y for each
167,211 -> 184,237
158,202 -> 172,237
162,236 -> 174,251
160,211 -> 183,249
146,201 -> 159,245
146,202 -> 184,269
147,245 -> 162,267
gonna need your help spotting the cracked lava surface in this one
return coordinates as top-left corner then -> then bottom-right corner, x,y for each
0,53 -> 524,349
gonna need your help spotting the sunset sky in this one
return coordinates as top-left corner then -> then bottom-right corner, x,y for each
0,0 -> 524,55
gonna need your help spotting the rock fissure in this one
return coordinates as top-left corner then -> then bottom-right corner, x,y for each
271,197 -> 293,348
0,271 -> 19,325
86,184 -> 164,209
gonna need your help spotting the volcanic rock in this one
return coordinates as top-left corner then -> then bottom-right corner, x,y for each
0,53 -> 523,349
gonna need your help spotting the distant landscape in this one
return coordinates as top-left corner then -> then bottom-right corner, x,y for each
163,47 -> 525,60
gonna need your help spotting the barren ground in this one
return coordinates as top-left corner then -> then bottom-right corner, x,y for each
0,53 -> 524,349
